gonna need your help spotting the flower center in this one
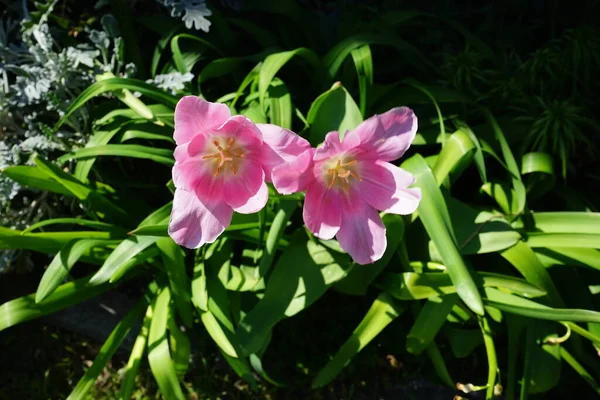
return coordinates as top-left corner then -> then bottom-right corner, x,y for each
326,158 -> 361,193
202,137 -> 245,176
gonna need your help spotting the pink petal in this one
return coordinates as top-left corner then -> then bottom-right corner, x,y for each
168,188 -> 232,248
272,148 -> 315,195
303,181 -> 342,240
174,96 -> 231,145
234,181 -> 268,214
358,160 -> 422,215
344,107 -> 417,162
174,133 -> 207,163
223,160 -> 266,211
313,131 -> 344,162
337,196 -> 387,265
215,115 -> 263,151
257,124 -> 311,181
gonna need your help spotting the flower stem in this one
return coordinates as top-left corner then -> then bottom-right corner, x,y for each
478,315 -> 499,400
255,199 -> 297,281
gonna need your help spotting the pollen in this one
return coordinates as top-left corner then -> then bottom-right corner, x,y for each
326,158 -> 361,193
202,137 -> 245,176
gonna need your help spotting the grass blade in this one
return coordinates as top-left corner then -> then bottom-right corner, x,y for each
67,297 -> 146,399
156,237 -> 193,327
312,292 -> 404,388
58,144 -> 174,166
148,284 -> 186,400
403,154 -> 484,315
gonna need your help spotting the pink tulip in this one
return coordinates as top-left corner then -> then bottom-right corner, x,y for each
169,96 -> 310,248
272,107 -> 422,264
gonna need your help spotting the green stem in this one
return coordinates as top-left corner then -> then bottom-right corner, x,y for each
426,341 -> 454,388
479,315 -> 498,400
559,346 -> 600,395
255,200 -> 297,280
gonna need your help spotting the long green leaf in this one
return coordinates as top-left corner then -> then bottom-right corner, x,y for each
36,239 -> 116,303
0,275 -> 117,332
1,166 -> 73,196
55,78 -> 178,130
406,294 -> 458,355
306,82 -> 363,145
68,297 -> 146,400
258,47 -> 320,107
120,304 -> 152,400
350,45 -> 373,116
402,154 -> 484,315
484,287 -> 600,323
147,284 -> 186,400
58,144 -> 174,166
156,237 -> 193,327
237,231 -> 351,355
312,292 -> 404,388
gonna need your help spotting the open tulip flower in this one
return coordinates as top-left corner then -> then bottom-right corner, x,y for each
169,96 -> 310,248
272,107 -> 422,264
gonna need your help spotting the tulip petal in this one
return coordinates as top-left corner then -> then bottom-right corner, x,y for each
344,107 -> 417,162
223,160 -> 266,211
257,124 -> 311,181
314,131 -> 344,161
272,148 -> 315,194
215,115 -> 263,149
234,181 -> 269,214
303,181 -> 342,240
174,96 -> 231,145
337,197 -> 386,265
168,188 -> 233,248
358,160 -> 422,215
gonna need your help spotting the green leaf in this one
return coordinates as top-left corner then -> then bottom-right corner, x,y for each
324,34 -> 437,80
258,47 -> 320,107
57,144 -> 174,166
484,287 -> 600,323
168,316 -> 192,377
90,236 -> 159,285
55,78 -> 178,130
521,321 -> 562,395
200,310 -> 238,358
148,284 -> 186,400
312,292 -> 404,388
350,45 -> 373,116
379,271 -> 546,300
482,110 -> 526,214
267,79 -> 293,129
521,152 -> 555,200
404,78 -> 448,147
68,297 -> 146,400
560,346 -> 600,395
533,247 -> 600,271
406,294 -> 458,355
120,304 -> 152,400
446,327 -> 483,358
446,195 -> 521,255
23,218 -> 124,235
156,237 -> 193,327
237,231 -> 351,355
525,233 -> 600,249
0,275 -> 117,332
432,129 -> 475,182
307,82 -> 363,146
170,33 -> 222,73
33,154 -> 134,226
513,212 -> 600,234
402,154 -> 484,315
1,166 -> 73,197
36,239 -> 116,303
